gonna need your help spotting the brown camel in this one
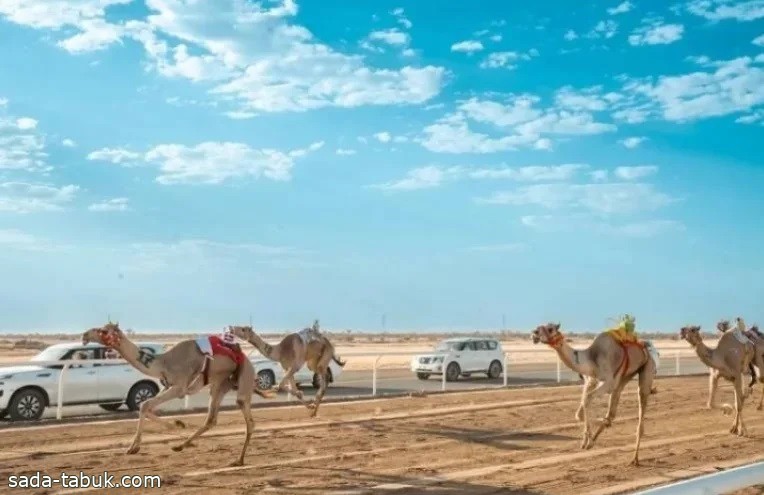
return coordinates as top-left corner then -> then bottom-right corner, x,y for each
717,318 -> 764,410
82,322 -> 274,466
228,320 -> 345,417
680,324 -> 752,436
531,320 -> 656,466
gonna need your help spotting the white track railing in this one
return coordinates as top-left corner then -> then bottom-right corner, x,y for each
631,459 -> 764,494
0,348 -> 699,421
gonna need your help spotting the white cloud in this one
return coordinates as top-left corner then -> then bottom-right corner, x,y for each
628,20 -> 684,45
370,165 -> 462,191
0,109 -> 50,173
564,29 -> 579,41
477,182 -> 674,214
685,0 -> 764,21
587,20 -> 619,39
336,148 -> 356,155
490,34 -> 502,42
0,97 -> 7,107
619,136 -> 647,148
86,147 -> 142,165
88,197 -> 129,212
15,117 -> 38,130
0,1 -> 446,114
608,1 -> 634,15
62,138 -> 76,147
613,219 -> 685,237
451,40 -> 484,53
391,7 -> 412,29
0,182 -> 79,213
420,95 -> 616,154
620,56 -> 764,122
225,111 -> 257,120
374,131 -> 392,143
613,165 -> 658,180
754,33 -> 764,45
88,140 -> 323,184
0,229 -> 62,251
370,164 -> 588,191
735,109 -> 764,124
479,50 -> 538,70
368,28 -> 410,46
590,170 -> 609,181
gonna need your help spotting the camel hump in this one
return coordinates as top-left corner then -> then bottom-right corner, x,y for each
605,328 -> 640,345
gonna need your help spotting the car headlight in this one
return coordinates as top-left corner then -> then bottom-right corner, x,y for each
433,356 -> 444,363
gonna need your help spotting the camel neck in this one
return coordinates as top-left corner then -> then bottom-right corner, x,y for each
247,332 -> 280,361
113,337 -> 161,378
551,339 -> 589,375
691,340 -> 715,368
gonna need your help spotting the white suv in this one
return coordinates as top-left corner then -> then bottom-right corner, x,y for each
410,337 -> 504,382
0,342 -> 164,421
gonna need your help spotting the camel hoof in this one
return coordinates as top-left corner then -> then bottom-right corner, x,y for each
599,418 -> 612,428
575,411 -> 583,423
228,460 -> 244,467
125,445 -> 140,455
757,404 -> 763,411
174,420 -> 186,429
171,445 -> 184,452
630,458 -> 640,467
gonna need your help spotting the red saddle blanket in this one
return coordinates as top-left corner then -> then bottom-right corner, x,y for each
202,335 -> 246,366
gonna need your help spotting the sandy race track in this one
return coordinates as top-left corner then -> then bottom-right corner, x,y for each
1,375 -> 763,495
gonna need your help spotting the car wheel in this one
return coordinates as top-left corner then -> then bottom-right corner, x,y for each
99,403 -> 123,411
487,360 -> 502,379
416,372 -> 430,380
312,368 -> 333,389
258,370 -> 276,390
126,382 -> 158,411
445,362 -> 461,382
9,388 -> 46,421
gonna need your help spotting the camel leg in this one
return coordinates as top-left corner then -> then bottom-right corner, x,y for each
126,385 -> 185,455
758,376 -> 764,411
589,379 -> 626,444
276,366 -> 314,409
310,368 -> 329,418
707,369 -> 732,414
575,378 -> 597,422
172,379 -> 231,452
231,365 -> 255,467
580,380 -> 609,449
731,375 -> 748,437
631,368 -> 652,466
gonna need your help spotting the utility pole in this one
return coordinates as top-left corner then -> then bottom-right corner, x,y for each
502,313 -> 506,332
382,313 -> 387,332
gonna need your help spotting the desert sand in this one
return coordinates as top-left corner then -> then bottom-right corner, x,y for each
0,375 -> 761,494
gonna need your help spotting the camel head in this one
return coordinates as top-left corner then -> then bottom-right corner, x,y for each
717,319 -> 731,333
228,325 -> 255,342
679,325 -> 702,346
82,321 -> 123,348
750,325 -> 762,337
531,322 -> 564,347
312,319 -> 320,332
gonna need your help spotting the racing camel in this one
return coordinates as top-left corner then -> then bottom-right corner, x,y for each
228,320 -> 345,418
82,322 -> 274,466
531,315 -> 657,466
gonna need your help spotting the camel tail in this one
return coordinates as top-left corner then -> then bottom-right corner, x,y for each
749,362 -> 758,389
333,354 -> 346,367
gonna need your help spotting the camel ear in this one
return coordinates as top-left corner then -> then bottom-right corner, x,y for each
554,322 -> 561,331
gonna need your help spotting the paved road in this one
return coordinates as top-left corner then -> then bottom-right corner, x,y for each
2,356 -> 709,425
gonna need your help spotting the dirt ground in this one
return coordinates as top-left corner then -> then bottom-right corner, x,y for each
1,375 -> 763,494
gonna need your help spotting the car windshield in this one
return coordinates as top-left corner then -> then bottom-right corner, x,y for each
433,341 -> 464,352
29,347 -> 66,362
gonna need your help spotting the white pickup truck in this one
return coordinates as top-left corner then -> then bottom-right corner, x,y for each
0,342 -> 164,421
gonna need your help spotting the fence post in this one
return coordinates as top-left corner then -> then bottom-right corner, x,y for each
441,358 -> 447,391
184,394 -> 190,409
556,356 -> 561,383
675,351 -> 680,376
56,364 -> 68,420
503,353 -> 509,387
372,355 -> 382,396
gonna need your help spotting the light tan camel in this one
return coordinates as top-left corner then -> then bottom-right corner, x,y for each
82,322 -> 274,466
531,321 -> 656,466
716,318 -> 764,410
680,324 -> 752,437
228,320 -> 346,418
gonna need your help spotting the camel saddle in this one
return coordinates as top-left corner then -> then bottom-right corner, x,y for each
195,335 -> 247,387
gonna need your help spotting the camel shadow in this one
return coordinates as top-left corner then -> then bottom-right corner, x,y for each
243,465 -> 547,494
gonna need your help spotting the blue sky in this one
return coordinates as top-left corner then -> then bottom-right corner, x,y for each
0,0 -> 763,333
